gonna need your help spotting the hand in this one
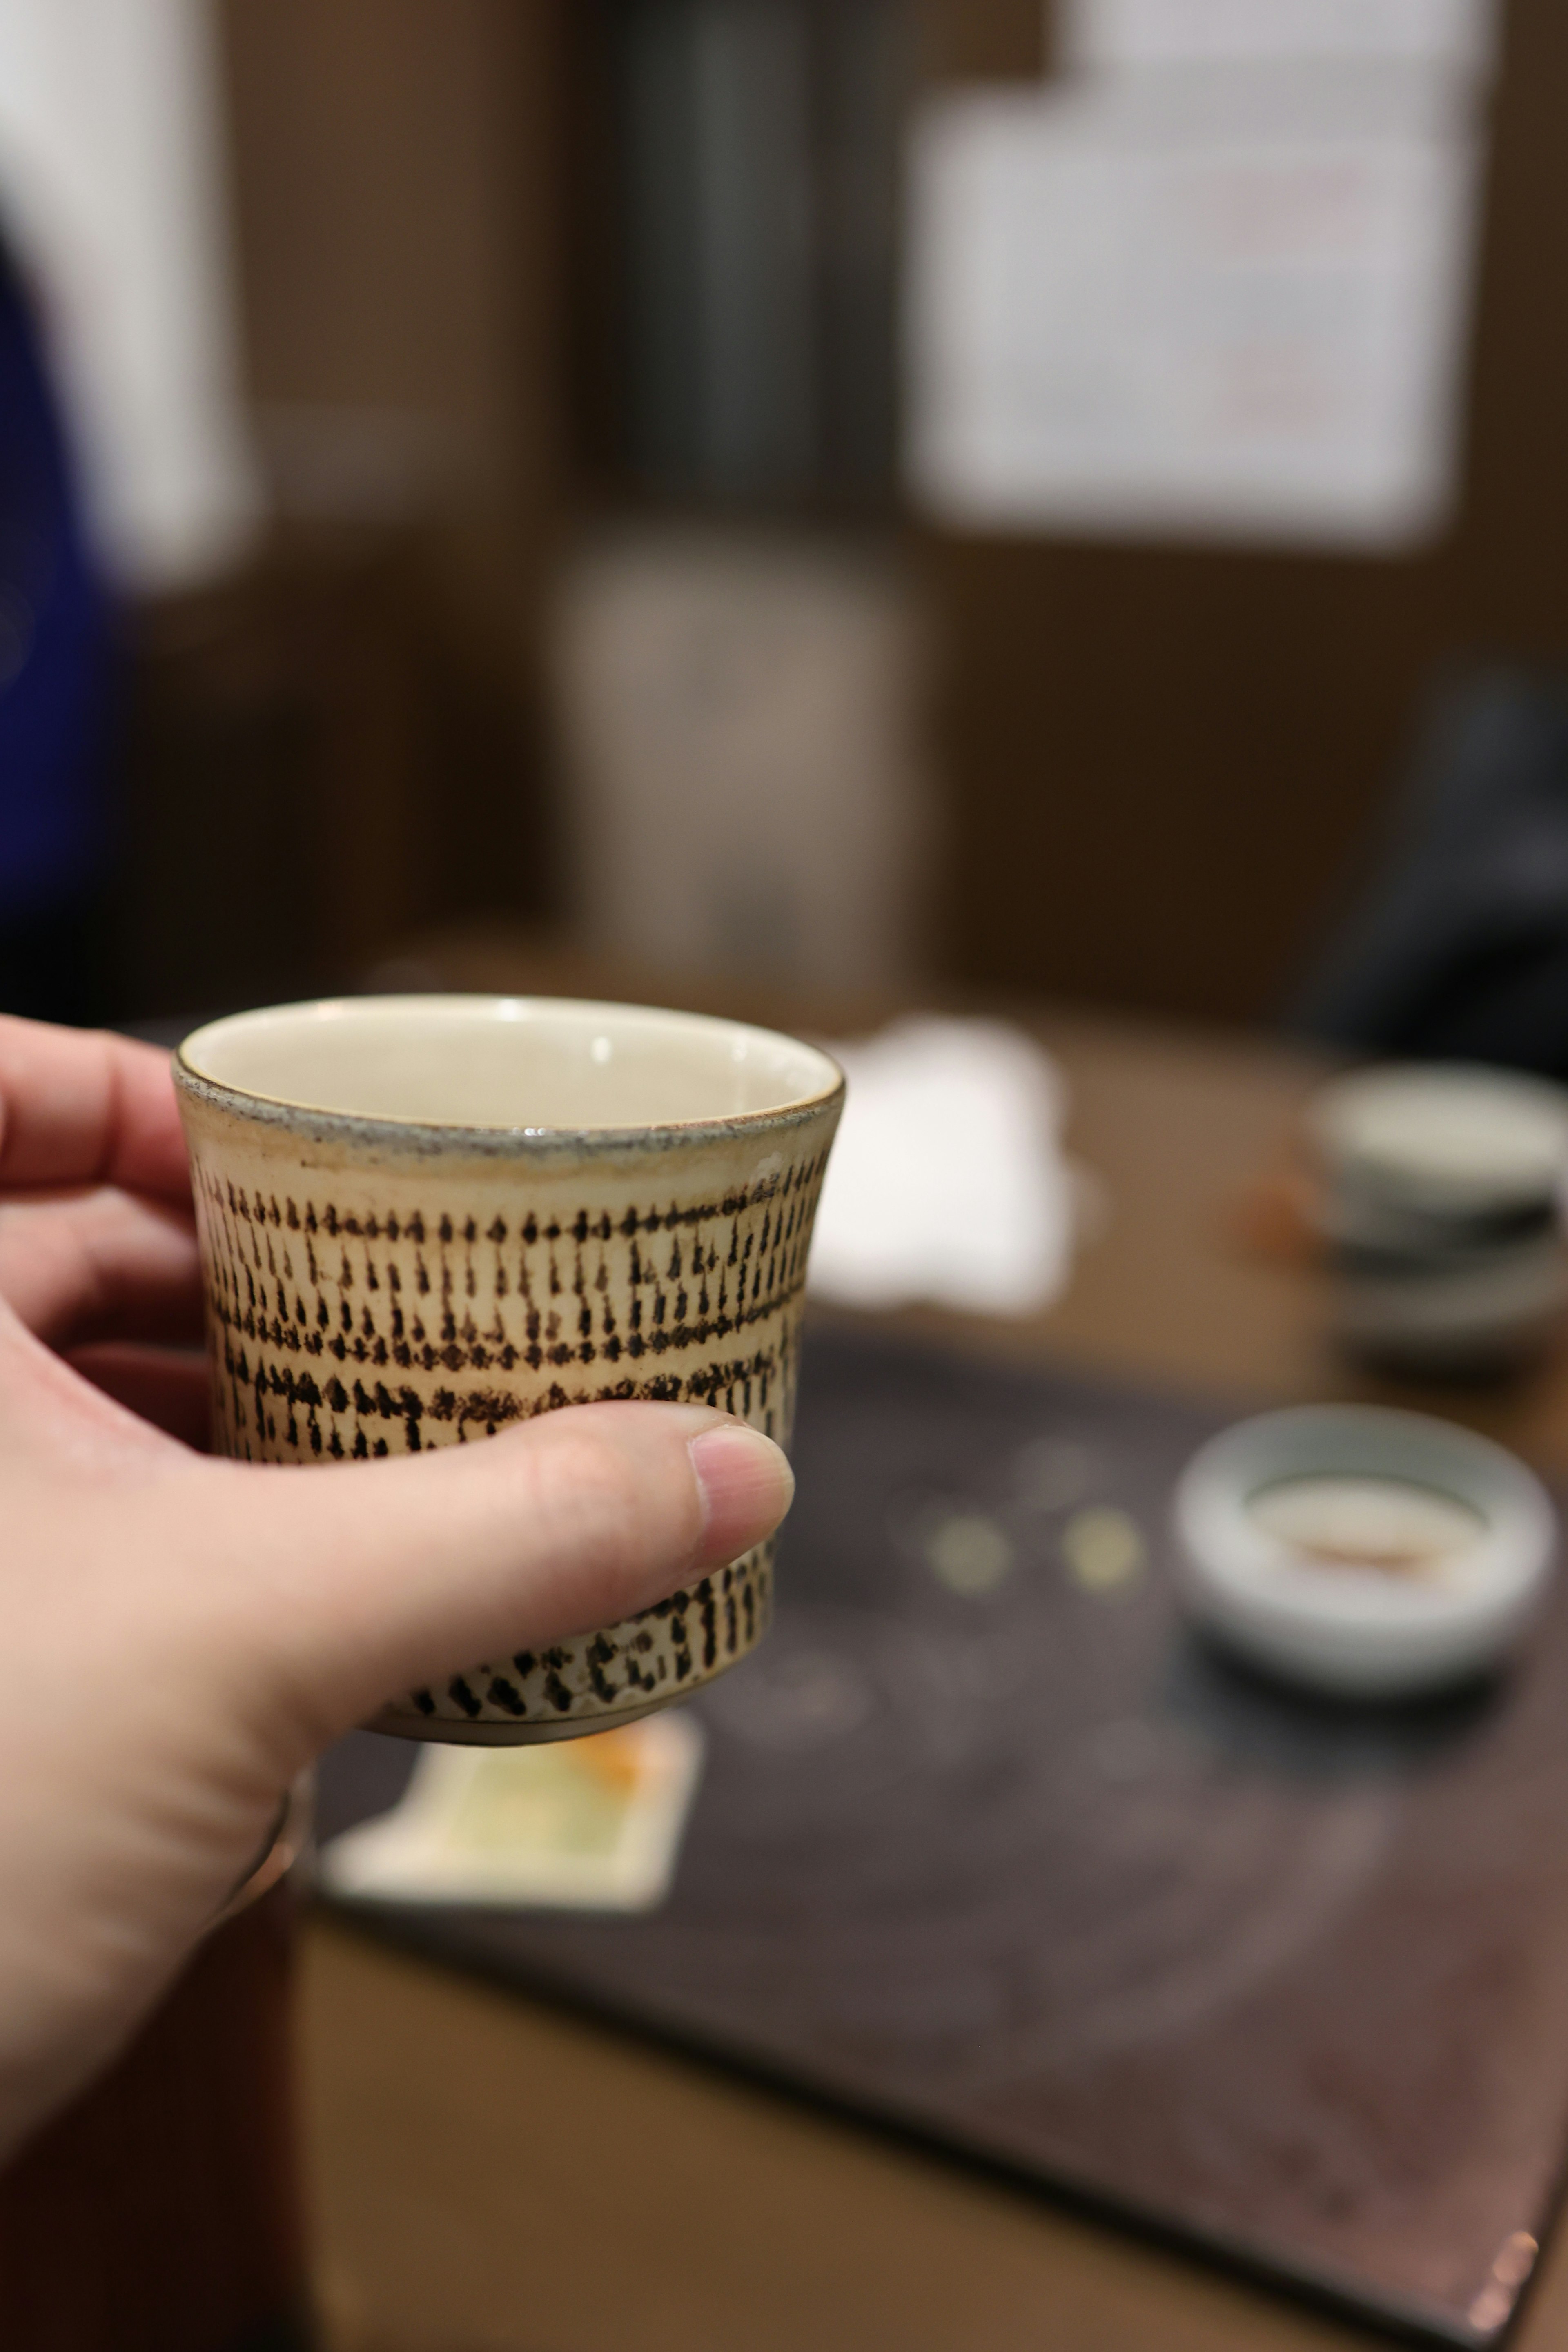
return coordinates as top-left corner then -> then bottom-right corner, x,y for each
0,1016 -> 793,2160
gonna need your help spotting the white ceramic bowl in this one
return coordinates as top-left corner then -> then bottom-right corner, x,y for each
1172,1405 -> 1557,1698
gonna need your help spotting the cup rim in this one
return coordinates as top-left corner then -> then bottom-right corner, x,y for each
174,993 -> 846,1159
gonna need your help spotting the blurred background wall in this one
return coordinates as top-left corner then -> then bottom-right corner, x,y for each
918,0 -> 1568,1027
1,0 -> 1566,1030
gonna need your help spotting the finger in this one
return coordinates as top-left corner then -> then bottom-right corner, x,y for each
0,1188 -> 203,1348
190,1403 -> 794,1761
0,1020 -> 190,1204
67,1345 -> 212,1451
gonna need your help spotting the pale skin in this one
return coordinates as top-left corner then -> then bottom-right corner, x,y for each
0,1016 -> 795,2163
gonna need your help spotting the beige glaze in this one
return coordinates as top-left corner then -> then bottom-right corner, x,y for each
176,996 -> 844,1743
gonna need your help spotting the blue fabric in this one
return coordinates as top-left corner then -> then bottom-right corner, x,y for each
0,237 -> 114,921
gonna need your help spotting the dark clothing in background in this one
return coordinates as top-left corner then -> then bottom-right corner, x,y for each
0,234 -> 116,1023
1290,672 -> 1568,1082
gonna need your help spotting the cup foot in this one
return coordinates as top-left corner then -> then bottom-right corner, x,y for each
363,1688 -> 686,1745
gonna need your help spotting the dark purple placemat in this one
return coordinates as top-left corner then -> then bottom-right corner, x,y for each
317,1327 -> 1568,2345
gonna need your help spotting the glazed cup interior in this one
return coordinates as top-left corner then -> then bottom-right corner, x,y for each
178,995 -> 842,1135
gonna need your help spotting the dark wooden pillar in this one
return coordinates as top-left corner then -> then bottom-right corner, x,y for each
0,1886 -> 310,2352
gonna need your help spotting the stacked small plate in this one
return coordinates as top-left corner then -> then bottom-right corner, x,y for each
1309,1063 -> 1568,1376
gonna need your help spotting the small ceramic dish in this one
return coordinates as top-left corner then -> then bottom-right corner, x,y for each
1308,1063 -> 1568,1223
1305,1064 -> 1568,1376
1172,1404 -> 1557,1698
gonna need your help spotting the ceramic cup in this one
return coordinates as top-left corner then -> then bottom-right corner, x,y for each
174,995 -> 844,1744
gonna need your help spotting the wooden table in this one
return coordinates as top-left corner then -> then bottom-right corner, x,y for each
301,937 -> 1568,2352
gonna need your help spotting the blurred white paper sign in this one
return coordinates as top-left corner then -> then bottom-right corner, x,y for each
906,62 -> 1487,548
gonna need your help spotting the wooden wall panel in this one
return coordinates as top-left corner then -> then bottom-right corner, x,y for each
917,0 -> 1046,83
220,0 -> 567,571
109,0 -> 577,1021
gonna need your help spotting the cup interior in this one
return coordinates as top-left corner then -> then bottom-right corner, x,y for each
178,995 -> 842,1134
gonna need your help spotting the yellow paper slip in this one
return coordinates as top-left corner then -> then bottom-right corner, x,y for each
318,1713 -> 705,1913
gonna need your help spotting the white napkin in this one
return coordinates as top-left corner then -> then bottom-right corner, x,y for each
807,1016 -> 1078,1316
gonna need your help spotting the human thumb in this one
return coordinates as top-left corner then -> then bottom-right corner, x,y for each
187,1402 -> 794,1768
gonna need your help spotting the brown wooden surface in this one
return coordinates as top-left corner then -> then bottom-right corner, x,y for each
299,933 -> 1568,2352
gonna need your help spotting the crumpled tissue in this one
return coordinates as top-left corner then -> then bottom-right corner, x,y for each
806,1016 -> 1079,1316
